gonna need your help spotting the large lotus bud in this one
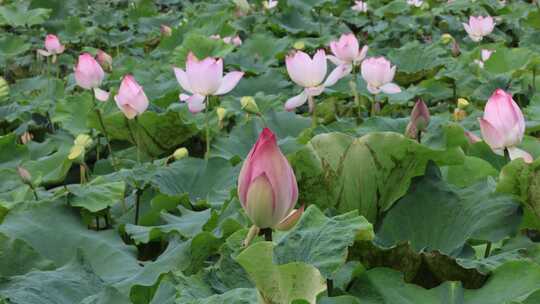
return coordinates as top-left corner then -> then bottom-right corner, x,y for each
479,89 -> 532,162
405,100 -> 430,139
238,128 -> 298,229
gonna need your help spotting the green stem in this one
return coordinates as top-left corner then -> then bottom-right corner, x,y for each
260,228 -> 273,241
93,96 -> 118,170
125,117 -> 140,163
484,242 -> 492,258
533,67 -> 537,92
29,184 -> 39,201
504,147 -> 511,162
309,96 -> 317,129
327,279 -> 334,297
134,188 -> 142,225
257,113 -> 269,128
370,95 -> 378,117
350,70 -> 362,119
204,97 -> 211,160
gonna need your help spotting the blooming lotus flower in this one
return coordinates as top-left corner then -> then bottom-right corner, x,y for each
479,89 -> 532,162
173,52 -> 244,113
114,75 -> 149,119
405,100 -> 430,139
37,34 -> 65,58
352,1 -> 368,12
238,128 -> 299,229
474,49 -> 494,68
74,53 -> 109,101
96,50 -> 113,72
263,0 -> 278,9
407,0 -> 423,7
328,33 -> 368,71
463,16 -> 495,42
361,57 -> 401,94
285,49 -> 349,111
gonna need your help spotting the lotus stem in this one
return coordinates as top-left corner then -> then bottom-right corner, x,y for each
93,95 -> 118,170
204,97 -> 211,159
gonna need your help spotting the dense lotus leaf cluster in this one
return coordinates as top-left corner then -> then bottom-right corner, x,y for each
1,0 -> 540,303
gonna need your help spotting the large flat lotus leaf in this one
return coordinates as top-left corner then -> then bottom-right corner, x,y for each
387,41 -> 448,75
236,242 -> 327,304
0,133 -> 29,170
484,47 -> 532,75
0,35 -> 30,58
53,92 -> 94,136
442,156 -> 498,188
125,206 -> 213,244
66,176 -> 126,213
497,158 -> 540,230
0,234 -> 56,277
226,33 -> 291,74
152,157 -> 239,208
377,163 -> 522,256
349,260 -> 540,304
0,200 -> 141,285
79,286 -> 131,304
212,111 -> 310,160
22,149 -> 73,186
274,205 -> 373,279
172,33 -> 234,68
0,3 -> 50,27
292,132 -> 464,223
89,109 -> 199,156
0,252 -> 105,304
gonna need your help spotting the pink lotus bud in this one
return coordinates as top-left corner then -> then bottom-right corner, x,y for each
44,34 -> 65,55
328,33 -> 368,66
361,57 -> 401,95
352,1 -> 368,12
405,100 -> 430,139
160,25 -> 172,37
284,49 -> 349,110
17,165 -> 32,185
479,89 -> 532,162
96,50 -> 113,71
173,52 -> 244,113
463,16 -> 495,42
238,128 -> 298,229
75,53 -> 105,90
114,75 -> 149,119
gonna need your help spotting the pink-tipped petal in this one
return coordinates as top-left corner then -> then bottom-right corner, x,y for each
327,55 -> 344,66
173,67 -> 193,93
186,94 -> 206,113
285,90 -> 308,111
94,88 -> 110,102
179,93 -> 191,101
507,146 -> 533,163
323,64 -> 351,87
479,118 -> 505,150
380,83 -> 401,94
215,71 -> 244,95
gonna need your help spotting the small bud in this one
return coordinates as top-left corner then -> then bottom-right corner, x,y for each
457,98 -> 469,109
17,166 -> 32,185
440,33 -> 453,44
293,41 -> 305,50
405,100 -> 430,139
173,147 -> 189,160
233,0 -> 251,14
160,25 -> 172,37
68,145 -> 85,160
451,40 -> 461,57
453,108 -> 467,121
240,96 -> 260,115
216,107 -> 227,122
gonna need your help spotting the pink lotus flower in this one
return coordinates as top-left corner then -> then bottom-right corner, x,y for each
238,128 -> 299,229
114,75 -> 149,119
479,89 -> 532,162
361,57 -> 401,94
285,49 -> 349,111
463,16 -> 495,42
173,52 -> 244,113
474,49 -> 494,68
37,34 -> 65,58
263,0 -> 278,9
352,1 -> 368,12
96,50 -> 113,72
74,53 -> 109,102
328,33 -> 368,72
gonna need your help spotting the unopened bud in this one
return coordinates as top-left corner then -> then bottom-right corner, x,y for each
216,107 -> 227,121
74,134 -> 93,148
17,166 -> 32,184
406,100 -> 430,139
293,41 -> 305,50
96,50 -> 113,72
441,33 -> 453,44
457,98 -> 469,109
240,96 -> 260,115
173,147 -> 188,160
20,131 -> 33,144
451,40 -> 461,57
160,25 -> 172,37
